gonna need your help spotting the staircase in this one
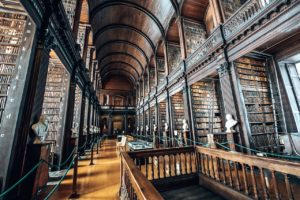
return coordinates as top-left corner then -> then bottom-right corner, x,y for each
161,185 -> 225,200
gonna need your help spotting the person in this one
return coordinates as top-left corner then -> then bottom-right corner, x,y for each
31,115 -> 49,144
225,114 -> 238,133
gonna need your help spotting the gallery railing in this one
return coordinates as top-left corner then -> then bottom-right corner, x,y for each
120,152 -> 163,200
128,147 -> 197,181
223,0 -> 290,42
195,145 -> 300,200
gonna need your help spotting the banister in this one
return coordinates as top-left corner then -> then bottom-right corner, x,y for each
195,146 -> 300,175
120,152 -> 164,200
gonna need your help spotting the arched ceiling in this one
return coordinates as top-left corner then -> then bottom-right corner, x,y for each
89,0 -> 175,86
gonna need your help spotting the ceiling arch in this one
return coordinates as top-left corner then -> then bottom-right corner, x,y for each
90,0 -> 166,37
101,61 -> 139,78
93,24 -> 156,53
89,0 -> 175,83
96,40 -> 149,64
102,69 -> 136,84
97,43 -> 148,67
99,53 -> 144,75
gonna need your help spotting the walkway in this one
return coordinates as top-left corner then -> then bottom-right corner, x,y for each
51,139 -> 120,200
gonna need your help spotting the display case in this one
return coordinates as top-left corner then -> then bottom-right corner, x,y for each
234,57 -> 285,151
42,57 -> 70,154
0,9 -> 27,127
171,92 -> 184,132
190,79 -> 222,143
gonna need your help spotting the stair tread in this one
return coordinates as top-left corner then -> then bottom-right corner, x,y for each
161,185 -> 225,200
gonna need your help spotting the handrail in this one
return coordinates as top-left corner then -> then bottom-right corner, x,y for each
128,146 -> 194,158
195,145 -> 300,199
120,152 -> 164,200
223,0 -> 288,40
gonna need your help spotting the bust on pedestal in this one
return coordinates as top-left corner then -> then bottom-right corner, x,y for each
31,115 -> 49,144
164,123 -> 169,147
225,114 -> 238,151
182,119 -> 189,145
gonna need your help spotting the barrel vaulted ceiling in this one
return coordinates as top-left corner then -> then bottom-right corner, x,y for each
88,0 -> 208,87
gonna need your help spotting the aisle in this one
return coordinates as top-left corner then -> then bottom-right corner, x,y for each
51,139 -> 120,200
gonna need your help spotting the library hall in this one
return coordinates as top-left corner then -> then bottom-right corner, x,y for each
1,0 -> 300,199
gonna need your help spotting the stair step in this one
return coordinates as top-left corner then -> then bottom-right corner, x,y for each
161,185 -> 225,200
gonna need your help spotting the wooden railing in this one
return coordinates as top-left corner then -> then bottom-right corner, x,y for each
195,146 -> 300,200
128,147 -> 197,181
120,152 -> 163,200
223,0 -> 289,41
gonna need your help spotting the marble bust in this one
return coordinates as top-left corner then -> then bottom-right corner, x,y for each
182,119 -> 189,132
31,115 -> 49,143
146,125 -> 149,133
225,114 -> 238,133
153,124 -> 157,132
164,123 -> 169,132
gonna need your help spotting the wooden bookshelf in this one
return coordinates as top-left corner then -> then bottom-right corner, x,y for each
234,57 -> 280,151
158,101 -> 166,133
62,0 -> 76,28
72,85 -> 82,135
157,57 -> 165,85
171,92 -> 184,132
190,80 -> 222,143
42,58 -> 70,153
77,24 -> 86,57
0,10 -> 27,127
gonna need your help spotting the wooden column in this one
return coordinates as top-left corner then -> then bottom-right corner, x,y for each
78,87 -> 87,154
61,64 -> 78,166
166,90 -> 173,147
72,0 -> 83,38
82,26 -> 91,61
163,40 -> 170,75
176,16 -> 187,59
154,56 -> 159,87
217,63 -> 245,151
1,24 -> 51,198
182,79 -> 193,145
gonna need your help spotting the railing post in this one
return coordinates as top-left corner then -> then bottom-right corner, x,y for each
69,152 -> 79,198
90,139 -> 94,165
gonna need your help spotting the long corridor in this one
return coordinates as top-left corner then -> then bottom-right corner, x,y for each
51,140 -> 120,200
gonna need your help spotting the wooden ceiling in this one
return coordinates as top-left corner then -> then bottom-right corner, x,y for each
88,0 -> 209,88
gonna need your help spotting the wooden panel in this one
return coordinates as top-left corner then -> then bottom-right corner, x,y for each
181,0 -> 209,21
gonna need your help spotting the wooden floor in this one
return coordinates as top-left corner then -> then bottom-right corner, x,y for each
51,140 -> 120,200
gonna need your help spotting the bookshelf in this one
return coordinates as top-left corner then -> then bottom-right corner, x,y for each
157,57 -> 165,85
171,92 -> 184,132
167,43 -> 181,73
62,0 -> 76,28
190,80 -> 223,143
77,24 -> 86,57
145,109 -> 149,134
42,58 -> 70,153
183,19 -> 206,56
158,100 -> 166,136
149,67 -> 155,90
83,97 -> 88,135
0,10 -> 27,127
234,57 -> 281,151
150,106 -> 156,130
72,85 -> 82,136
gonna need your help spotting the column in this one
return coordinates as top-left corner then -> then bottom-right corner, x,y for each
61,64 -> 78,165
72,0 -> 83,38
78,87 -> 87,154
217,63 -> 244,151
